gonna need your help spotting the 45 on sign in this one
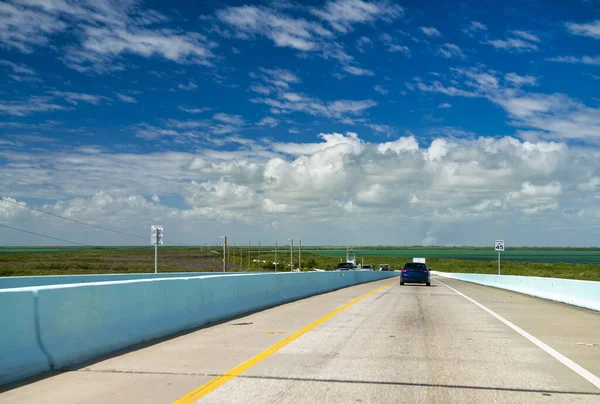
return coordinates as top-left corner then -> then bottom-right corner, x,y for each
495,240 -> 505,252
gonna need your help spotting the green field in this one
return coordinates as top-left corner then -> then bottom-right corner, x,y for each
303,249 -> 600,264
0,246 -> 599,282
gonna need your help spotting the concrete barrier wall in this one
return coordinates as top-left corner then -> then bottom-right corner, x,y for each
0,291 -> 51,385
1,271 -> 397,385
0,272 -> 265,290
432,271 -> 600,312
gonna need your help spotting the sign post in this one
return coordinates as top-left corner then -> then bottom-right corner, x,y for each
494,240 -> 504,275
151,225 -> 164,273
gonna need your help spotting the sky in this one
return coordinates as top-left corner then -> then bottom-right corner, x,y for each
0,0 -> 599,247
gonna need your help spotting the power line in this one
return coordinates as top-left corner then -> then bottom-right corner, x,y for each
0,198 -> 190,246
0,223 -> 93,247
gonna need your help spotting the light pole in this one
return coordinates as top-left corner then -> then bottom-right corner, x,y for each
289,238 -> 293,272
220,236 -> 227,272
275,240 -> 278,272
298,238 -> 302,272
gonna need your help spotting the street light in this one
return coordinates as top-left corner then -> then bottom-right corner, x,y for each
219,236 -> 227,272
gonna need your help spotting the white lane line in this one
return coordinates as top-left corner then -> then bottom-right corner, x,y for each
435,278 -> 600,390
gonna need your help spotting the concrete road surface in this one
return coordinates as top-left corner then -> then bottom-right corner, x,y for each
1,275 -> 599,403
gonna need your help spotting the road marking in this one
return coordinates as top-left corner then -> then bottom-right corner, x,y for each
436,278 -> 600,390
172,279 -> 397,404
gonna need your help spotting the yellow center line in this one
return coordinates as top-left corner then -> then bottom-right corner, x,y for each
173,279 -> 397,403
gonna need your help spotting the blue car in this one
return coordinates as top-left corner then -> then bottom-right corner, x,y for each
400,262 -> 431,286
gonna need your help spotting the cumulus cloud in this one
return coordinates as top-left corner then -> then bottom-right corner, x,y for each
2,132 -> 600,246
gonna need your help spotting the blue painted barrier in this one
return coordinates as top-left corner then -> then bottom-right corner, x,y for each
0,272 -> 265,290
0,290 -> 51,385
1,271 -> 397,385
432,271 -> 600,312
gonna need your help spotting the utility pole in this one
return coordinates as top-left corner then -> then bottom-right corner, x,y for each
220,236 -> 227,272
258,240 -> 261,271
248,241 -> 250,270
275,240 -> 278,272
289,238 -> 293,272
298,238 -> 302,272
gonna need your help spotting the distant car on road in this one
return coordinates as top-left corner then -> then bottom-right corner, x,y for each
336,262 -> 356,271
360,264 -> 373,271
400,262 -> 430,286
379,264 -> 390,271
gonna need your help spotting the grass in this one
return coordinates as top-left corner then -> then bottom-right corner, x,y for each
0,247 -> 598,282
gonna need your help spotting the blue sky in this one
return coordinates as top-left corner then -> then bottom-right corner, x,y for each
1,0 -> 599,247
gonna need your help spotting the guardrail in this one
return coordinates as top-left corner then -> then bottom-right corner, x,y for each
1,271 -> 397,385
432,271 -> 600,312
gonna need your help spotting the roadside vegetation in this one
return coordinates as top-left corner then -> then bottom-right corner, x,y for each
0,247 -> 598,281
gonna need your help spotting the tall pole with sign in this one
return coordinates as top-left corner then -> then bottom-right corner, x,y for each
151,225 -> 163,273
495,240 -> 504,275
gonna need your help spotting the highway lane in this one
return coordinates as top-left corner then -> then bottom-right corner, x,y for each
1,275 -> 599,403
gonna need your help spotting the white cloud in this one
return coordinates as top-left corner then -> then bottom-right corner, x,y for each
0,59 -> 35,75
420,26 -> 442,37
416,67 -> 600,142
416,81 -> 478,98
217,5 -> 331,51
484,38 -> 538,51
217,4 -> 384,74
356,36 -> 373,52
250,67 -> 376,122
374,85 -> 388,95
178,81 -> 198,90
388,44 -> 410,54
565,19 -> 600,39
311,0 -> 404,33
547,55 -> 600,66
116,93 -> 137,103
0,96 -> 71,116
463,21 -> 487,35
506,182 -> 562,215
178,106 -> 210,114
438,103 -> 452,108
263,198 -> 289,213
1,0 -> 215,72
438,43 -> 464,58
258,117 -> 278,127
49,91 -> 110,105
3,132 -> 600,246
505,73 -> 538,87
511,30 -> 540,42
213,113 -> 245,125
366,123 -> 395,137
376,136 -> 418,153
342,65 -> 374,76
